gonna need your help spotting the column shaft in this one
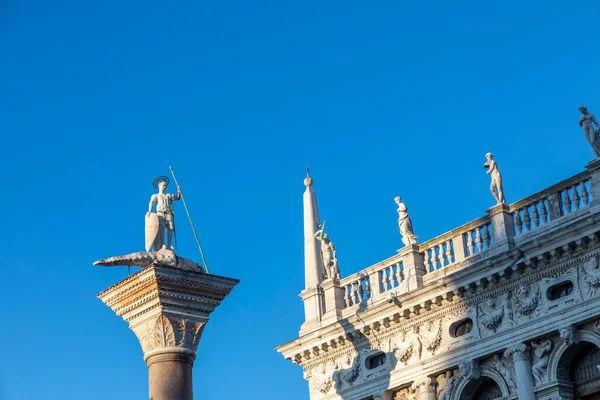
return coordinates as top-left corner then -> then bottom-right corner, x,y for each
147,352 -> 195,400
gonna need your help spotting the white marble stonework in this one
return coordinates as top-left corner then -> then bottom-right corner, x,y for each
277,157 -> 600,400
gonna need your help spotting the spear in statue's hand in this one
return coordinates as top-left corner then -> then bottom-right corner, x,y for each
169,165 -> 210,273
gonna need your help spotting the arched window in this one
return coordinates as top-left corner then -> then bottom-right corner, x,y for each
451,318 -> 473,338
547,281 -> 574,301
365,352 -> 386,369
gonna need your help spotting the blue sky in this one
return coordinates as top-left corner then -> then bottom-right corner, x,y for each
1,1 -> 599,399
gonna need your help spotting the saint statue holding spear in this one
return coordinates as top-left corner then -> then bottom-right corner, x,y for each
146,176 -> 181,251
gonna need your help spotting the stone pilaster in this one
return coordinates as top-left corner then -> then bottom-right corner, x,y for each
97,265 -> 239,400
397,244 -> 424,294
487,203 -> 515,255
505,344 -> 536,400
411,377 -> 436,400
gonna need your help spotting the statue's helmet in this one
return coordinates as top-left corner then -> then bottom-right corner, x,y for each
152,176 -> 170,189
579,105 -> 588,112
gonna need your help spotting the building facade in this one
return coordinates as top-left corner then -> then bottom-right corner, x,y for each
276,156 -> 600,400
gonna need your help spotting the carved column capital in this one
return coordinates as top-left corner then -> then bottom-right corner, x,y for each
411,377 -> 435,392
130,314 -> 206,361
97,265 -> 239,363
504,343 -> 531,361
559,324 -> 580,346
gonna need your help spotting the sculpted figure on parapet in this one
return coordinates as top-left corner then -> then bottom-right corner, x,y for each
483,152 -> 506,205
394,196 -> 418,246
314,224 -> 340,279
579,106 -> 600,157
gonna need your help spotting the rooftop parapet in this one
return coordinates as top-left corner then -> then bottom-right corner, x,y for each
301,159 -> 600,334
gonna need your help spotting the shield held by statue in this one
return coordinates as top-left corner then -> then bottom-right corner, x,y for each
145,213 -> 160,251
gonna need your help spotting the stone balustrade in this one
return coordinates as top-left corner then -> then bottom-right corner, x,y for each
333,167 -> 598,314
509,171 -> 592,237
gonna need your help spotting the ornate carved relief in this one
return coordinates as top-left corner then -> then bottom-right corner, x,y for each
478,293 -> 513,335
393,329 -> 418,366
130,314 -> 206,355
559,325 -> 580,346
419,319 -> 443,356
514,282 -> 542,320
459,360 -> 481,381
307,361 -> 337,397
394,387 -> 417,400
531,339 -> 553,386
581,256 -> 600,298
436,370 -> 458,400
490,353 -> 517,393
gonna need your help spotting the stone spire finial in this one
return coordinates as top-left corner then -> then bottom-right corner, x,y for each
300,167 -> 324,334
304,164 -> 313,187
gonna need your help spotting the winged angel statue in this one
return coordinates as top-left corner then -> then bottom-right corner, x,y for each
93,175 -> 205,273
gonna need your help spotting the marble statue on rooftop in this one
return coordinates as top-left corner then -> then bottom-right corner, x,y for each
579,106 -> 600,157
315,225 -> 340,279
394,196 -> 418,246
484,153 -> 506,205
146,176 -> 181,251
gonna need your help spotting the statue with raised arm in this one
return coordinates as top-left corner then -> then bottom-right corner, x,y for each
484,153 -> 506,205
394,196 -> 418,246
146,176 -> 181,251
314,225 -> 340,279
579,106 -> 600,157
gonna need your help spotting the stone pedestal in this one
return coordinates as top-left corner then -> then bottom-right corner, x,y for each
487,204 -> 515,255
586,158 -> 600,208
505,344 -> 536,400
97,265 -> 239,400
397,244 -> 424,294
320,278 -> 345,324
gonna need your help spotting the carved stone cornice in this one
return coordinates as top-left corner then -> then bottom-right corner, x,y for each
98,265 -> 238,359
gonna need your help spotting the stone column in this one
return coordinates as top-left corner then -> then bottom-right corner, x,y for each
397,244 -> 425,294
97,265 -> 239,400
487,203 -> 515,256
505,344 -> 536,400
412,377 -> 437,400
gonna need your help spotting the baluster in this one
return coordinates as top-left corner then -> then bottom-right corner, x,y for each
433,246 -> 441,270
383,268 -> 390,291
364,277 -> 371,299
515,211 -> 523,234
581,181 -> 590,206
523,207 -> 532,231
345,285 -> 352,307
353,282 -> 360,304
531,203 -> 540,228
475,228 -> 483,252
445,240 -> 454,264
423,250 -> 431,272
466,232 -> 475,256
563,189 -> 572,214
572,184 -> 581,210
539,200 -> 549,223
439,244 -> 447,266
483,225 -> 491,248
358,280 -> 365,302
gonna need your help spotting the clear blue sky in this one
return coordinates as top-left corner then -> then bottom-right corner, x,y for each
1,1 -> 599,399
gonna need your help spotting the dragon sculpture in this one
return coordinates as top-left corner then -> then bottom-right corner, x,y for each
93,248 -> 205,273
